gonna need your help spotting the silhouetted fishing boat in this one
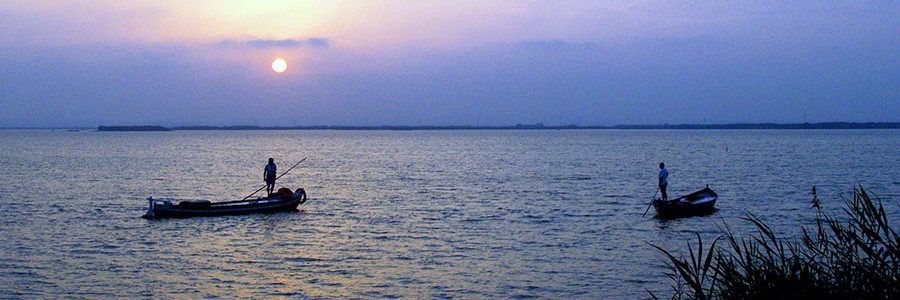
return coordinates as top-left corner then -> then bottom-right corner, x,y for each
142,188 -> 307,219
652,186 -> 717,218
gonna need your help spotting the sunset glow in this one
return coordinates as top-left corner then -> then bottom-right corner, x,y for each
272,58 -> 287,73
0,1 -> 896,127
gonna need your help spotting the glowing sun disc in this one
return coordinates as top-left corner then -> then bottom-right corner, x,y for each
272,58 -> 287,73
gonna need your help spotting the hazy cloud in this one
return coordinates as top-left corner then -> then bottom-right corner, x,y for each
215,38 -> 330,49
1,2 -> 898,127
515,40 -> 599,52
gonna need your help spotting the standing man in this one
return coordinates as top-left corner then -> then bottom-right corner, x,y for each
659,162 -> 669,201
264,158 -> 277,196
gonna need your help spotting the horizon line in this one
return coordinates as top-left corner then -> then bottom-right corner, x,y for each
96,122 -> 900,131
2,121 -> 900,130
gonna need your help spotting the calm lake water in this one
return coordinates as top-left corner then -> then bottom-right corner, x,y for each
1,129 -> 898,298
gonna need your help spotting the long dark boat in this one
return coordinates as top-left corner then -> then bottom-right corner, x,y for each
652,186 -> 717,218
142,187 -> 307,219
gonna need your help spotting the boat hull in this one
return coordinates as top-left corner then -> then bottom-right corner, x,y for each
143,189 -> 308,219
653,187 -> 717,218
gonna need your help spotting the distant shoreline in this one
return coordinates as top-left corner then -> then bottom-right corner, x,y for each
91,122 -> 900,131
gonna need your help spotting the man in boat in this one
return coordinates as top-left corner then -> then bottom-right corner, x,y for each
659,162 -> 669,201
264,158 -> 277,196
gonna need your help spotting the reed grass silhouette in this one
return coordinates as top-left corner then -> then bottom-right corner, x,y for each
650,185 -> 899,299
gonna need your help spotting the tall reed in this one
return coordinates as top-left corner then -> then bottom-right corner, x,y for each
650,185 -> 899,299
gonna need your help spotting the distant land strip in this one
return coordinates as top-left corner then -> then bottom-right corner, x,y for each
96,122 -> 900,131
97,125 -> 171,131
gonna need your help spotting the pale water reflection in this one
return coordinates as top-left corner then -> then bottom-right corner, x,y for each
0,129 -> 898,298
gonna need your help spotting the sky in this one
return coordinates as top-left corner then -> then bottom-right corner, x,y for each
1,1 -> 898,127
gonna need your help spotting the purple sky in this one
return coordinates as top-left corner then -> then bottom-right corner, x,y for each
1,1 -> 897,127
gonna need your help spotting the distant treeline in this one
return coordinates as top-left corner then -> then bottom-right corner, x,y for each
97,125 -> 171,132
97,122 -> 900,131
609,122 -> 900,130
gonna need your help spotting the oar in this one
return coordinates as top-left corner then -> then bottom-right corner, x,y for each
642,187 -> 660,217
242,157 -> 308,200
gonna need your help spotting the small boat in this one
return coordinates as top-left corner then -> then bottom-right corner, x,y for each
142,187 -> 308,219
652,186 -> 717,218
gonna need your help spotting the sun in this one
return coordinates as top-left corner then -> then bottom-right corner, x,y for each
271,58 -> 287,73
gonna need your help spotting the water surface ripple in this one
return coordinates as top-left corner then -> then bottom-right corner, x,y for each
0,129 -> 898,298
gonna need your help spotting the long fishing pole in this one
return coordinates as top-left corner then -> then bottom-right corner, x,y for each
242,157 -> 308,200
642,186 -> 659,217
